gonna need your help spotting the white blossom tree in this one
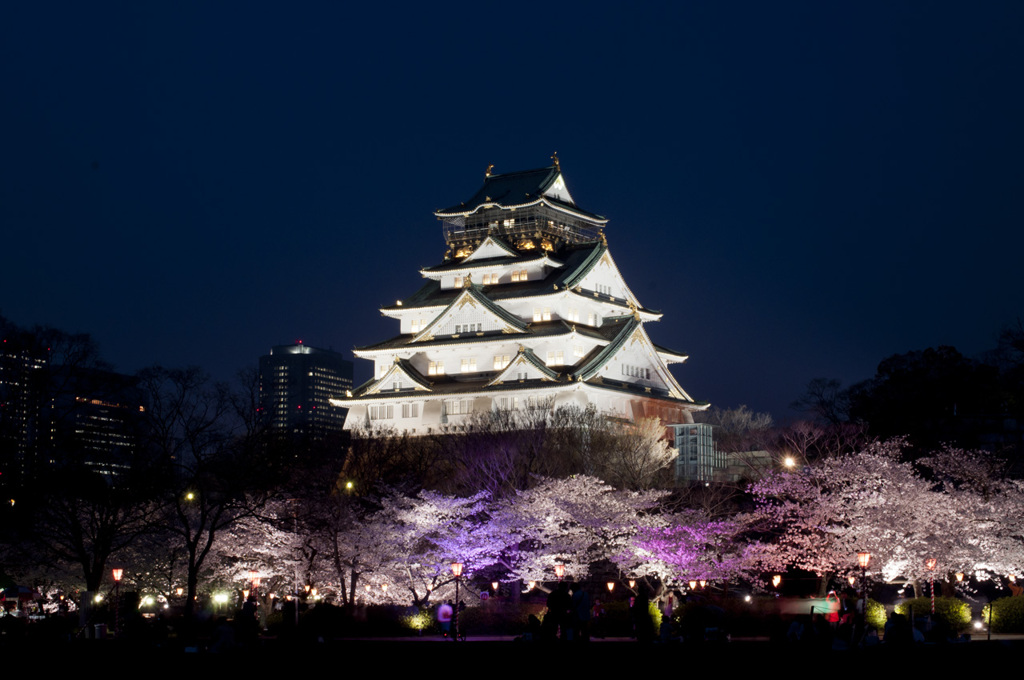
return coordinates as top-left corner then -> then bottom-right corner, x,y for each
491,475 -> 668,586
746,439 -> 1024,593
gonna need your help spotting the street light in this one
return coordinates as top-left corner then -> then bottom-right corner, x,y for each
554,563 -> 565,581
606,582 -> 615,593
451,562 -> 464,642
926,558 -> 937,615
112,568 -> 123,636
772,574 -> 782,589
856,551 -> 871,644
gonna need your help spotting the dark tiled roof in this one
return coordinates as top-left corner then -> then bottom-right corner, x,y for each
420,252 -> 553,274
436,165 -> 604,220
346,371 -> 702,405
386,242 -> 656,315
355,319 -> 588,353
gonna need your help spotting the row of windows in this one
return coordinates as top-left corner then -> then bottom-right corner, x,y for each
533,307 -> 600,326
389,350 -> 584,377
454,323 -> 482,334
622,364 -> 651,380
367,403 -> 420,421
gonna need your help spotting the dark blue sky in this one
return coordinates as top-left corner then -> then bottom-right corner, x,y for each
3,2 -> 1022,420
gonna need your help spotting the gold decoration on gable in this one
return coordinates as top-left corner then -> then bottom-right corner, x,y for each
456,294 -> 479,309
517,239 -> 536,250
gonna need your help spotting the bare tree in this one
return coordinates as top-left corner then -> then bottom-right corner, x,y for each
137,366 -> 268,617
790,378 -> 851,426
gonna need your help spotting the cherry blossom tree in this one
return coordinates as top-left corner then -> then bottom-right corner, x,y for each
491,475 -> 668,585
746,439 -> 1024,593
311,489 -> 498,607
632,513 -> 749,584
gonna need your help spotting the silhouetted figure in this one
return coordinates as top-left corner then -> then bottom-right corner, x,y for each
632,587 -> 654,643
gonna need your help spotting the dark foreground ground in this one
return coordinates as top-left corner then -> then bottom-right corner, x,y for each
3,634 -> 1021,673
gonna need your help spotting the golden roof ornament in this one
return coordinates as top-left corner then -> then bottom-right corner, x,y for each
551,151 -> 560,170
485,163 -> 494,178
464,273 -> 473,288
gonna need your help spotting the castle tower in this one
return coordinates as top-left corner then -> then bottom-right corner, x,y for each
335,161 -> 705,432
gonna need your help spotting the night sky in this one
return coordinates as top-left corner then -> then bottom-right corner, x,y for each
3,2 -> 1022,420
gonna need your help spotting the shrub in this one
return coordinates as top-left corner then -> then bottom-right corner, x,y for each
982,596 -> 1024,633
865,599 -> 886,631
894,597 -> 971,632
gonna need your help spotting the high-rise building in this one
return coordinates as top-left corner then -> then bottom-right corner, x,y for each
259,343 -> 353,443
0,330 -> 48,490
47,367 -> 146,484
336,160 -> 706,433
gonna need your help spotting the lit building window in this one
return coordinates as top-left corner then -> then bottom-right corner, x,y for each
429,361 -> 445,376
543,308 -> 551,321
369,404 -> 394,420
547,350 -> 564,366
493,355 -> 511,370
461,357 -> 477,373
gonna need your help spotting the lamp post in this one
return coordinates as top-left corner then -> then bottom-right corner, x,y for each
451,562 -> 463,642
554,563 -> 565,581
111,568 -> 123,636
926,558 -> 937,616
857,551 -> 871,641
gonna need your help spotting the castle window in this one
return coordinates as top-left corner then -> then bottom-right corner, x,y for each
369,404 -> 394,420
493,355 -> 511,370
460,357 -> 477,373
429,361 -> 445,376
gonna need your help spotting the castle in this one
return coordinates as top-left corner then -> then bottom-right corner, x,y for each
335,159 -> 705,433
